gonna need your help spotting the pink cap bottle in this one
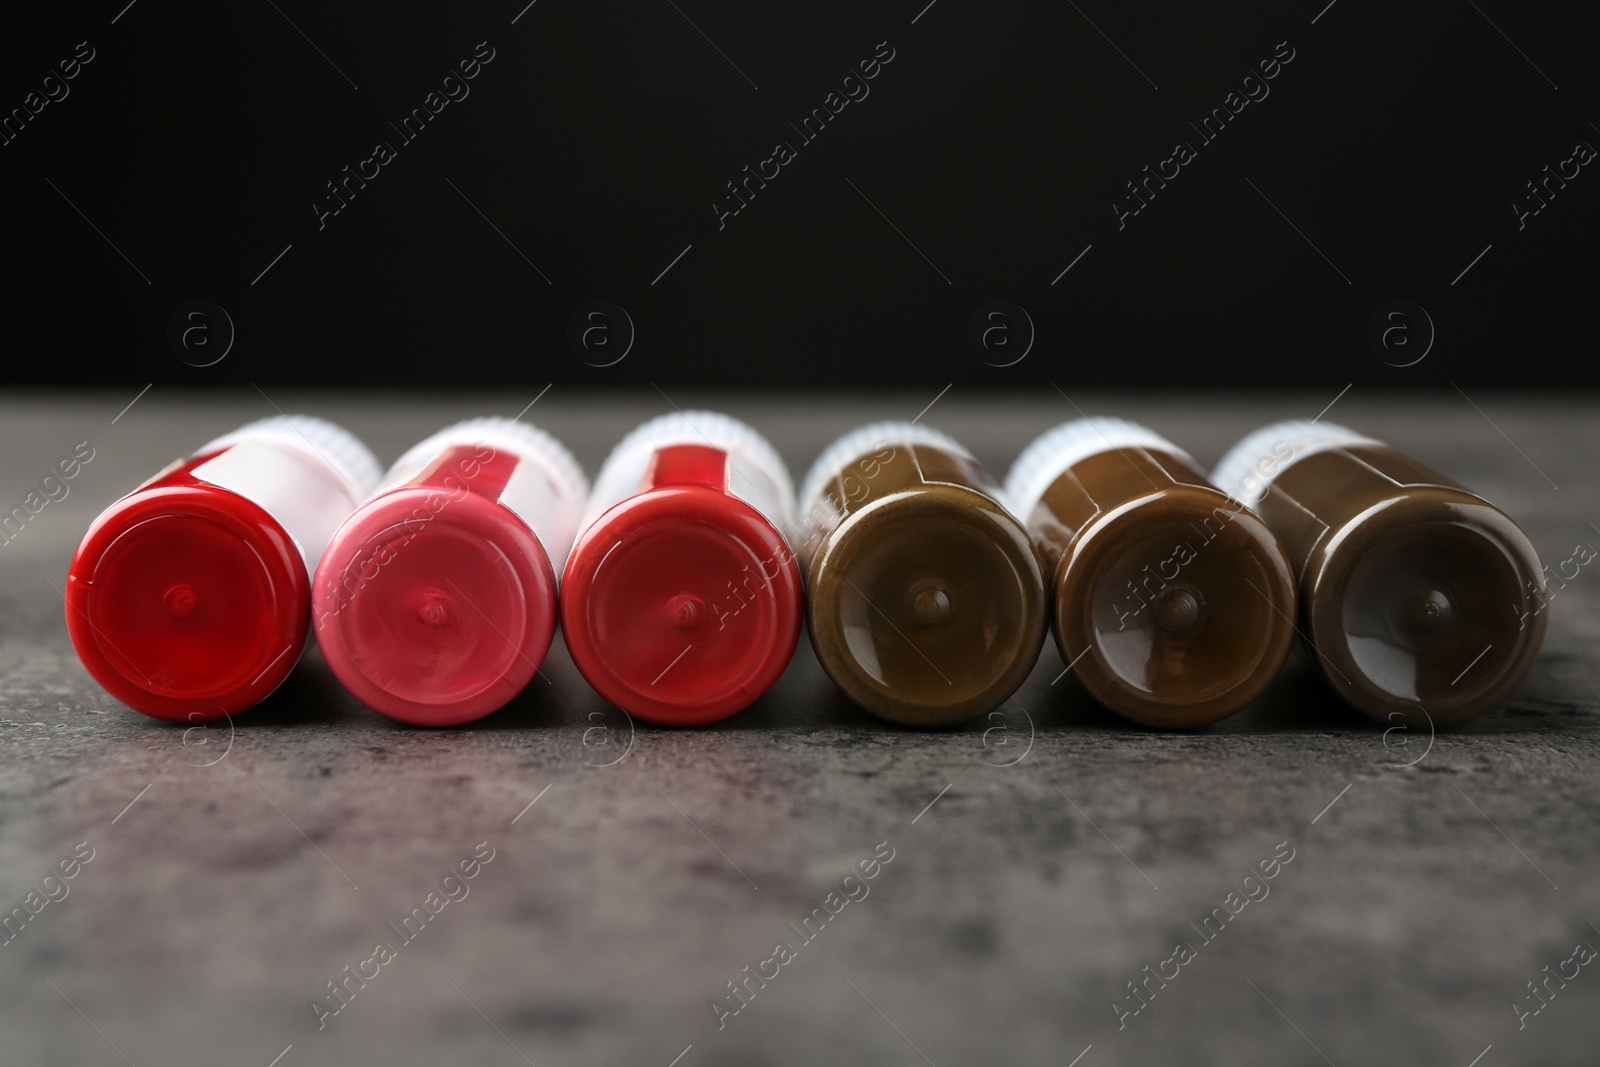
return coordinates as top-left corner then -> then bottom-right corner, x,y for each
313,417 -> 588,726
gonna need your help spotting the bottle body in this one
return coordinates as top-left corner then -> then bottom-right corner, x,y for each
800,422 -> 1046,727
561,411 -> 802,726
1212,420 -> 1547,725
66,416 -> 379,722
313,418 -> 587,727
1007,418 -> 1296,728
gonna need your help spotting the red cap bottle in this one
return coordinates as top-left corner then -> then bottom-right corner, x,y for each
561,411 -> 803,726
65,416 -> 380,722
313,417 -> 588,727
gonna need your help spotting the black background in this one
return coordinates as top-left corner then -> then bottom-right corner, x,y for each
2,0 -> 1595,389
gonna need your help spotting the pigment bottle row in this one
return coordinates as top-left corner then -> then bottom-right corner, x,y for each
64,411 -> 1546,730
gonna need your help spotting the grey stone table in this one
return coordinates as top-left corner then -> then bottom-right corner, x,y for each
1,389 -> 1595,1067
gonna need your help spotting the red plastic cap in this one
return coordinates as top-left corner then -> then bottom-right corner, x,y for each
312,489 -> 557,727
561,486 -> 803,726
65,485 -> 309,723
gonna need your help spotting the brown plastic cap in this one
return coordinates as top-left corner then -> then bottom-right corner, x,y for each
806,484 -> 1047,727
1305,490 -> 1547,727
1055,486 -> 1297,728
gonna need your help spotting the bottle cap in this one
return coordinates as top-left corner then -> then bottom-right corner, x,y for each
563,479 -> 802,725
65,485 -> 308,722
1303,491 -> 1547,725
312,486 -> 556,727
1055,484 -> 1297,727
806,482 -> 1046,727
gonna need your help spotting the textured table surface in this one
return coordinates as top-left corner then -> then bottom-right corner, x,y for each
1,389 -> 1595,1067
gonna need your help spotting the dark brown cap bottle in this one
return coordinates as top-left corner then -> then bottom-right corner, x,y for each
1005,418 -> 1298,728
1212,420 -> 1547,726
797,422 -> 1047,727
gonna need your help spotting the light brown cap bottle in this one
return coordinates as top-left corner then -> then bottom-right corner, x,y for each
797,422 -> 1047,727
1212,420 -> 1547,726
1006,418 -> 1297,728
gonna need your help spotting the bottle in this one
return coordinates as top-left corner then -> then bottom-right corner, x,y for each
1212,419 -> 1547,726
1005,418 -> 1297,728
798,422 -> 1046,727
65,415 -> 380,722
561,411 -> 802,726
313,418 -> 588,727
